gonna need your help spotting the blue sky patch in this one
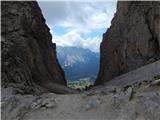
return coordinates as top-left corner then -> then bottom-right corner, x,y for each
53,26 -> 69,36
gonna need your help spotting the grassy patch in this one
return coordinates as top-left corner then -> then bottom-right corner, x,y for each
67,79 -> 94,89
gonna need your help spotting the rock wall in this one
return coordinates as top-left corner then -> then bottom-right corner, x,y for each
95,1 -> 160,85
1,1 -> 76,94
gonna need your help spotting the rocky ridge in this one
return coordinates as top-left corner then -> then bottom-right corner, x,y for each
96,1 -> 160,85
1,1 -> 160,120
1,1 -> 76,94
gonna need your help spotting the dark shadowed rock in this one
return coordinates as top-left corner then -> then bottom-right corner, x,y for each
1,1 -> 77,94
96,1 -> 160,85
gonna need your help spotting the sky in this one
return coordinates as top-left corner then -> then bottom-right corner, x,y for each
38,1 -> 117,53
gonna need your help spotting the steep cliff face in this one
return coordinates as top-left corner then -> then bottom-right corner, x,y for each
1,2 -> 160,120
1,1 -> 76,94
95,1 -> 160,85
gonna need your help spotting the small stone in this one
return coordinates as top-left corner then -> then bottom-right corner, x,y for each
126,87 -> 133,101
42,98 -> 56,108
30,98 -> 42,109
151,79 -> 160,86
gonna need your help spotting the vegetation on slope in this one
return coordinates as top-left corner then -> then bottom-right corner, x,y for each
67,79 -> 94,89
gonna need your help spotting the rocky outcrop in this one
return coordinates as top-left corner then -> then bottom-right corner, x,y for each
1,1 -> 160,120
2,78 -> 160,120
1,1 -> 76,94
95,1 -> 160,85
91,60 -> 160,93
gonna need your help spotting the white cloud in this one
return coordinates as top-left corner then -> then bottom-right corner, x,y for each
52,30 -> 101,53
38,1 -> 117,30
38,1 -> 117,52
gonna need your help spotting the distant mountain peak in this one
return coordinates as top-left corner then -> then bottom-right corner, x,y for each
56,46 -> 100,81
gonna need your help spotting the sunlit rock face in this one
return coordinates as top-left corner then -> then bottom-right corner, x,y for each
1,1 -> 76,94
95,1 -> 160,85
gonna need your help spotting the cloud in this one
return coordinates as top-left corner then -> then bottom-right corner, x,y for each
52,30 -> 101,53
38,1 -> 116,29
38,1 -> 117,52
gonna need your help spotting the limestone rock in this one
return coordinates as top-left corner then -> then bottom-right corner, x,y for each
96,1 -> 160,85
1,1 -> 160,120
1,78 -> 160,120
150,79 -> 160,86
19,80 -> 160,120
1,1 -> 77,94
1,95 -> 36,120
31,93 -> 57,109
80,96 -> 102,111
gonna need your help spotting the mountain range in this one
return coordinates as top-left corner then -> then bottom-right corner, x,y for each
56,46 -> 100,82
